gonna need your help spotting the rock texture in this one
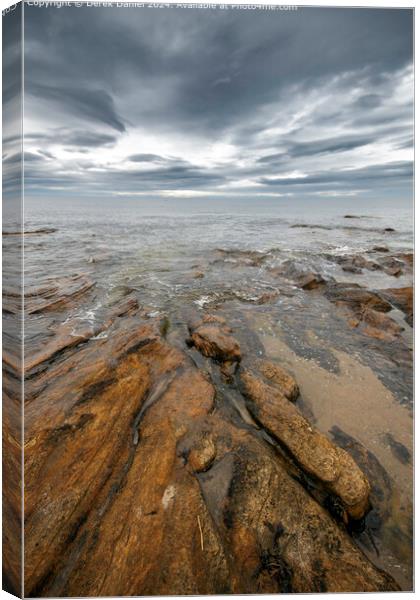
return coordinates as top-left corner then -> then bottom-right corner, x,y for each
17,291 -> 401,595
239,369 -> 370,521
381,287 -> 413,326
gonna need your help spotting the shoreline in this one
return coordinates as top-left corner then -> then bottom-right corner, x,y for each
3,229 -> 413,595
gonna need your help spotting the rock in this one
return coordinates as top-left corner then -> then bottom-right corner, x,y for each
380,287 -> 413,326
193,271 -> 205,279
298,272 -> 326,290
214,249 -> 270,267
377,256 -> 404,277
16,299 -> 400,595
357,308 -> 403,341
239,370 -> 371,521
383,228 -> 396,233
335,255 -> 380,273
324,283 -> 392,314
383,433 -> 411,465
342,264 -> 363,274
270,261 -> 326,290
188,435 -> 217,472
189,324 -> 241,363
370,246 -> 389,253
344,215 -> 361,219
256,359 -> 299,401
3,273 -> 95,315
394,253 -> 413,267
3,227 -> 57,235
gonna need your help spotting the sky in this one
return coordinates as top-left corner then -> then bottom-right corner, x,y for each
4,4 -> 414,203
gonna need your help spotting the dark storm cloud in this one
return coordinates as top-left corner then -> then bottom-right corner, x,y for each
23,4 -> 413,200
28,83 -> 126,132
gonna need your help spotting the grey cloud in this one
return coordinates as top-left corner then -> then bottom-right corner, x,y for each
21,5 -> 413,201
28,83 -> 126,132
258,135 -> 373,163
259,161 -> 413,187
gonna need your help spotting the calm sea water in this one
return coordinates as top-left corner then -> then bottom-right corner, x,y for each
23,195 -> 413,302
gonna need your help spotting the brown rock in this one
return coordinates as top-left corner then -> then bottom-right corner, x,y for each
256,359 -> 299,401
324,283 -> 392,313
361,308 -> 403,340
18,301 -> 400,595
188,435 -> 217,472
240,370 -> 371,521
298,272 -> 326,290
380,287 -> 413,326
189,325 -> 241,363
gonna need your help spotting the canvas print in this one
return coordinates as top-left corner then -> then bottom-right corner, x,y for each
2,2 -> 413,596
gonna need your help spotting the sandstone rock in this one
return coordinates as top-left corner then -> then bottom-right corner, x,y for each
189,325 -> 241,363
18,299 -> 400,595
188,435 -> 217,472
395,253 -> 413,267
256,359 -> 299,401
324,283 -> 392,313
360,308 -> 403,341
380,287 -> 413,326
381,287 -> 413,326
3,273 -> 96,315
239,370 -> 371,521
298,272 -> 326,290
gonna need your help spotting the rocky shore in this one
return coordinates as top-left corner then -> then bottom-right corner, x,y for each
3,238 -> 413,595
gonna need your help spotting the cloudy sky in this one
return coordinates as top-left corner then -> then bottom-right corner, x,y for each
6,4 -> 414,202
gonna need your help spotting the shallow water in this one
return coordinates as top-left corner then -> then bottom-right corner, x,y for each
14,195 -> 413,589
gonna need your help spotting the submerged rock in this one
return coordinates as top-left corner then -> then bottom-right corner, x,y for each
324,283 -> 392,313
380,287 -> 413,326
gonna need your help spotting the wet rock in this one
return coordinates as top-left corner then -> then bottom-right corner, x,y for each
334,255 -> 380,273
255,359 -> 299,401
349,308 -> 403,341
298,272 -> 326,290
342,264 -> 363,274
380,287 -> 413,326
324,283 -> 392,313
394,253 -> 413,267
269,260 -> 326,290
5,273 -> 95,316
377,256 -> 404,277
188,319 -> 241,363
214,248 -> 271,268
384,228 -> 396,233
3,227 -> 57,236
188,435 -> 217,472
21,302 -> 400,595
239,369 -> 371,521
383,433 -> 411,465
369,246 -> 389,253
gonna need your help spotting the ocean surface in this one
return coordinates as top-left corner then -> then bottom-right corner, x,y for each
23,195 -> 413,310
17,195 -> 414,588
